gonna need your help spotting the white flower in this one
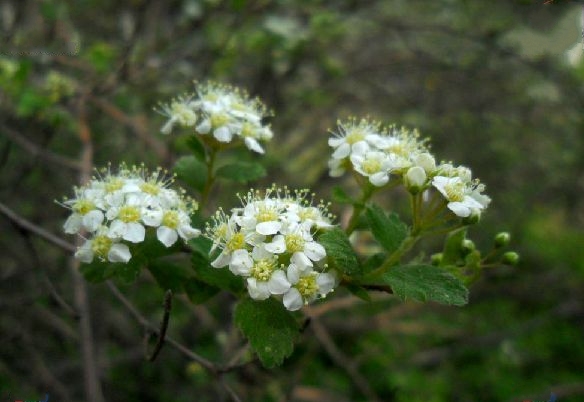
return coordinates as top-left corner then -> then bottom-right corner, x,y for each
75,230 -> 131,264
432,176 -> 486,217
328,118 -> 383,160
157,95 -> 198,134
61,163 -> 200,264
405,166 -> 427,192
283,268 -> 336,311
264,224 -> 326,270
350,142 -> 392,186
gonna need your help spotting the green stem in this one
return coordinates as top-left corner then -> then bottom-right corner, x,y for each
367,234 -> 420,278
345,184 -> 374,235
200,147 -> 218,211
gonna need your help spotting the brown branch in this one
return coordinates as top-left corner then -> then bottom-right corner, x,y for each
106,281 -> 216,371
0,201 -> 75,253
146,289 -> 173,362
305,314 -> 381,402
72,99 -> 105,402
88,95 -> 170,162
1,124 -> 82,170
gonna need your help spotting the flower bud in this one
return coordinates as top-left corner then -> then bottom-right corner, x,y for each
494,232 -> 511,248
431,252 -> 443,266
414,152 -> 436,173
502,251 -> 520,266
462,212 -> 481,225
405,166 -> 426,194
461,239 -> 475,255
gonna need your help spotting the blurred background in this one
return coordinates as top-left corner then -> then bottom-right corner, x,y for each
1,0 -> 583,401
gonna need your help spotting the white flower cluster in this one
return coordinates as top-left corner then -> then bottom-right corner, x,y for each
206,187 -> 337,311
60,164 -> 200,264
328,117 -> 490,218
157,81 -> 273,154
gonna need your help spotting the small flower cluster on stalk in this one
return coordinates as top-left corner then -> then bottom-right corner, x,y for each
157,81 -> 273,154
328,117 -> 490,218
60,164 -> 200,264
206,187 -> 337,311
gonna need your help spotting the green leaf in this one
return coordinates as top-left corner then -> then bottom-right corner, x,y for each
382,264 -> 468,306
319,228 -> 361,276
174,155 -> 208,192
216,161 -> 266,183
79,261 -> 118,283
365,204 -> 408,254
184,278 -> 220,304
441,228 -> 468,266
115,257 -> 144,284
234,298 -> 299,367
331,186 -> 353,204
362,252 -> 386,275
185,135 -> 207,162
189,238 -> 245,294
148,261 -> 192,292
345,283 -> 371,302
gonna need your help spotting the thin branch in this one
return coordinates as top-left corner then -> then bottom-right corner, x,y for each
0,201 -> 75,253
305,315 -> 381,402
1,124 -> 82,170
105,281 -> 215,371
146,289 -> 173,362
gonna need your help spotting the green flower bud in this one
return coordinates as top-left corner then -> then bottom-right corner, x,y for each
502,251 -> 520,266
461,239 -> 475,255
494,232 -> 511,248
431,252 -> 443,266
462,213 -> 480,225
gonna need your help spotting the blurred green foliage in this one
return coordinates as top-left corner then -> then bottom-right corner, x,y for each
1,0 -> 583,401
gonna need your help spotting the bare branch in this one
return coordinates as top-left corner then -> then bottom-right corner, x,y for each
146,289 -> 173,362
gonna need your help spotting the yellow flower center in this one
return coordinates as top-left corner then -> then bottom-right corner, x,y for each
172,103 -> 196,125
298,207 -> 318,221
241,122 -> 255,138
226,232 -> 245,251
296,275 -> 318,298
162,210 -> 179,229
444,182 -> 465,202
118,206 -> 141,223
251,259 -> 276,281
210,113 -> 229,128
140,181 -> 161,195
346,129 -> 365,145
91,235 -> 112,259
362,158 -> 381,174
105,178 -> 124,193
285,233 -> 305,253
256,205 -> 278,223
73,199 -> 95,215
388,142 -> 408,157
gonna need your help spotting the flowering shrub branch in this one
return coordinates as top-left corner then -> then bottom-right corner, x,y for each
58,79 -> 518,371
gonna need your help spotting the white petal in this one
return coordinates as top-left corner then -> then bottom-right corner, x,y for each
157,226 -> 178,247
317,273 -> 336,295
447,202 -> 471,217
370,172 -> 389,187
142,209 -> 163,227
244,137 -> 265,154
177,224 -> 201,240
160,117 -> 176,135
196,119 -> 211,134
406,166 -> 427,188
264,235 -> 286,254
256,221 -> 282,236
291,252 -> 313,270
331,143 -> 350,159
211,250 -> 231,268
123,222 -> 146,243
247,278 -> 270,300
268,270 -> 291,294
75,241 -> 94,263
108,243 -> 132,263
108,220 -> 126,239
213,126 -> 233,142
229,249 -> 253,276
286,264 -> 301,284
304,242 -> 326,262
283,288 -> 304,311
63,214 -> 82,234
82,210 -> 104,232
